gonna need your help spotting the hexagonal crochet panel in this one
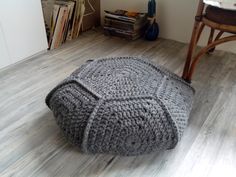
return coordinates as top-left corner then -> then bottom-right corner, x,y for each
46,57 -> 195,156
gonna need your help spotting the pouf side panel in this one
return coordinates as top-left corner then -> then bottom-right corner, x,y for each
156,76 -> 194,139
46,81 -> 99,147
132,57 -> 195,139
82,97 -> 179,156
45,60 -> 94,108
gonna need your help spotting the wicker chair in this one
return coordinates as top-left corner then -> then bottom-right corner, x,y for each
182,0 -> 236,82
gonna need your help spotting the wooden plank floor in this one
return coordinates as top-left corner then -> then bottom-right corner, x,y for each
0,29 -> 236,177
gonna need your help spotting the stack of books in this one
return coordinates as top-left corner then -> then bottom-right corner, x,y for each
48,0 -> 85,50
104,10 -> 148,40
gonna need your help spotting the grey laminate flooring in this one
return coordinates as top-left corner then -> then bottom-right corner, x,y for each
0,29 -> 236,177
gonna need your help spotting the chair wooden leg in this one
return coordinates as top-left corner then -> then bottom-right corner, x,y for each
182,0 -> 205,82
215,31 -> 224,41
208,31 -> 224,53
182,21 -> 204,82
186,35 -> 236,81
196,23 -> 205,44
207,28 -> 215,53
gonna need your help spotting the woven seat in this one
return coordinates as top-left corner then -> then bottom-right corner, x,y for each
205,5 -> 236,26
46,57 -> 195,156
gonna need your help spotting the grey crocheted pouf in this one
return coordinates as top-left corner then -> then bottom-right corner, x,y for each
46,57 -> 195,156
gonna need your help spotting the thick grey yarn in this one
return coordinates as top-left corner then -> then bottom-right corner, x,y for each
46,57 -> 195,156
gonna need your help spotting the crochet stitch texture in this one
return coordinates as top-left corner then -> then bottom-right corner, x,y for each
46,57 -> 195,156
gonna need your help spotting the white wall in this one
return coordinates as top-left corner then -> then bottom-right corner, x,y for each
0,24 -> 11,69
101,0 -> 236,54
0,0 -> 48,69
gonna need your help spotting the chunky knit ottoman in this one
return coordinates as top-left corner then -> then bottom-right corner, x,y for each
46,57 -> 195,156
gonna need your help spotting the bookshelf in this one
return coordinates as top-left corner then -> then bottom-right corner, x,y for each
41,0 -> 100,50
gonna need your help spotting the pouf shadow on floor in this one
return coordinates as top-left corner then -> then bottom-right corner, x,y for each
45,57 -> 195,156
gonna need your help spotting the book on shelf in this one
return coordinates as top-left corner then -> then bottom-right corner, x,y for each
104,17 -> 147,31
104,25 -> 147,40
104,10 -> 147,23
103,10 -> 148,40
